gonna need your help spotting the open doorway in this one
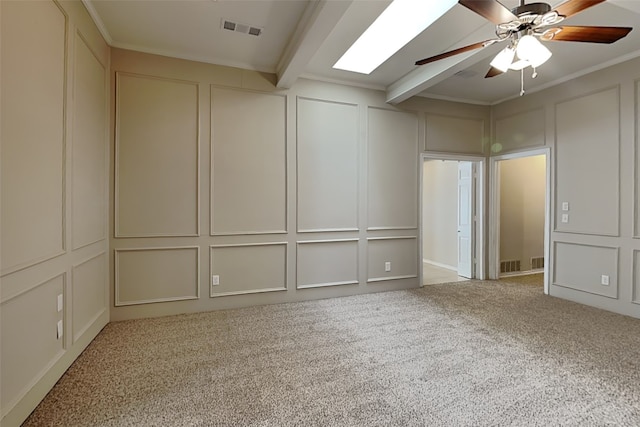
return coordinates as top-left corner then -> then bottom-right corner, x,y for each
420,155 -> 485,286
490,149 -> 550,293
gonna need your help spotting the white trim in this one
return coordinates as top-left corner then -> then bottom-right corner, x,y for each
81,0 -> 113,45
499,269 -> 544,278
489,147 -> 551,295
416,92 -> 492,106
422,259 -> 457,272
367,274 -> 417,283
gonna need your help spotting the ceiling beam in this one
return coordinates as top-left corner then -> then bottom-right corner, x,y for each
386,23 -> 498,104
276,0 -> 352,89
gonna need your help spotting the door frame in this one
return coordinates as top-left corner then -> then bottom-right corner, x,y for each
419,153 -> 486,287
488,147 -> 551,294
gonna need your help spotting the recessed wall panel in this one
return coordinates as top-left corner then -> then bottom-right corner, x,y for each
425,114 -> 484,154
634,250 -> 640,304
115,247 -> 199,306
368,108 -> 418,229
635,80 -> 640,238
367,237 -> 418,282
297,98 -> 358,232
72,253 -> 107,342
1,1 -> 66,273
297,240 -> 358,288
555,88 -> 619,236
1,275 -> 64,412
211,88 -> 286,235
115,73 -> 199,237
494,108 -> 545,153
72,33 -> 107,249
210,243 -> 287,296
553,242 -> 618,298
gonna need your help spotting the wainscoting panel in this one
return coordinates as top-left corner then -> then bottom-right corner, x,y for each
115,72 -> 199,237
72,253 -> 107,343
494,108 -> 545,153
635,79 -> 640,238
367,237 -> 418,282
1,0 -> 66,274
367,108 -> 418,230
211,87 -> 286,235
297,97 -> 358,232
553,242 -> 618,298
297,239 -> 359,289
555,87 -> 620,236
634,250 -> 640,305
210,243 -> 287,296
0,274 -> 65,413
72,31 -> 107,250
115,247 -> 200,306
425,113 -> 484,154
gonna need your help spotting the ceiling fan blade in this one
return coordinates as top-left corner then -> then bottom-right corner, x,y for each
415,40 -> 492,66
485,66 -> 504,78
554,0 -> 606,19
459,0 -> 517,25
543,26 -> 632,43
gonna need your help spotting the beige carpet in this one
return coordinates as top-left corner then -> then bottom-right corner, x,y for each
24,279 -> 640,426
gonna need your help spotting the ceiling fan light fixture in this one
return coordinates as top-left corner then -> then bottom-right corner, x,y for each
509,59 -> 530,71
490,46 -> 515,72
516,34 -> 552,68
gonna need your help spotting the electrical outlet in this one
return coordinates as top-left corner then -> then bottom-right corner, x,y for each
57,294 -> 63,312
562,202 -> 570,211
212,275 -> 220,286
57,320 -> 63,339
561,214 -> 569,223
601,275 -> 610,286
385,261 -> 391,272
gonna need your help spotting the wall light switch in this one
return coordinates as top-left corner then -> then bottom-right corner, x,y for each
562,202 -> 570,211
212,275 -> 220,286
384,262 -> 391,272
561,214 -> 569,223
601,275 -> 610,286
57,294 -> 63,312
57,320 -> 63,339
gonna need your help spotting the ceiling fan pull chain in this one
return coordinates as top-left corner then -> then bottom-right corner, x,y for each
520,68 -> 525,97
532,67 -> 538,79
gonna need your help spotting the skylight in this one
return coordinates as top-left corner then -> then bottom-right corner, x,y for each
333,0 -> 458,74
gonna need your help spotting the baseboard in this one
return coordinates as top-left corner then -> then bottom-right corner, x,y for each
1,312 -> 108,427
423,259 -> 457,272
499,269 -> 544,278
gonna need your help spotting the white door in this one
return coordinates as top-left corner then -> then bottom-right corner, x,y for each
457,162 -> 474,278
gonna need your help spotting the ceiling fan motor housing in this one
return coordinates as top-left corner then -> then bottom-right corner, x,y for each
511,2 -> 552,18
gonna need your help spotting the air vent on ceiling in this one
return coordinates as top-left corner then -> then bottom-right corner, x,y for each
221,19 -> 263,37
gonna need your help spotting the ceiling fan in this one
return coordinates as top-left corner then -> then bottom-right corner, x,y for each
415,0 -> 632,85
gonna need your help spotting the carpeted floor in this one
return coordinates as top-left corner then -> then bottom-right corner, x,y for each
24,279 -> 640,426
499,273 -> 544,287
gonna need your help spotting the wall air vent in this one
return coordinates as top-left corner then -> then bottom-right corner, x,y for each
221,19 -> 263,37
531,256 -> 545,270
500,259 -> 521,274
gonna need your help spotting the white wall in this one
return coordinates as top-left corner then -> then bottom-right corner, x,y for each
492,56 -> 640,318
499,155 -> 546,270
422,160 -> 459,269
1,1 -> 110,424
